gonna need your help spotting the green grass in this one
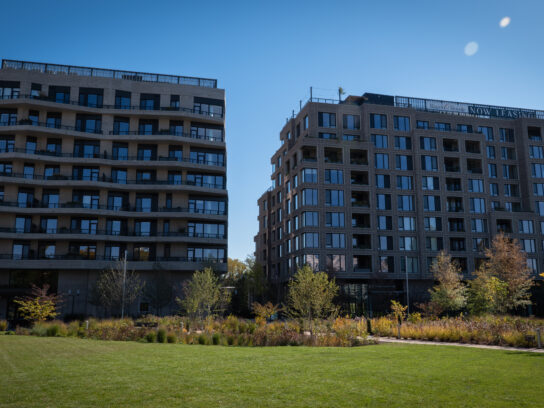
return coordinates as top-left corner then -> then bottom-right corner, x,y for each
1,336 -> 543,408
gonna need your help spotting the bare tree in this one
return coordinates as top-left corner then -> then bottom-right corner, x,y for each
94,262 -> 145,317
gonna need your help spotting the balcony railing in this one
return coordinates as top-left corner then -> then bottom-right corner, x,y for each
0,253 -> 227,263
1,59 -> 218,88
0,93 -> 223,118
0,200 -> 227,215
0,147 -> 225,167
0,227 -> 226,239
0,120 -> 225,142
0,172 -> 226,189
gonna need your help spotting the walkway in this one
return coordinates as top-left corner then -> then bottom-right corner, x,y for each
370,336 -> 544,353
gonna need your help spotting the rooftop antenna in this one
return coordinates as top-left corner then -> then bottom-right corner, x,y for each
338,86 -> 345,103
310,86 -> 313,101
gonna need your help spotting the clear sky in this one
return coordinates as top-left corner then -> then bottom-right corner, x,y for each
2,0 -> 543,260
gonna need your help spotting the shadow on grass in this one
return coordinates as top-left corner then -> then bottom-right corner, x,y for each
504,351 -> 544,358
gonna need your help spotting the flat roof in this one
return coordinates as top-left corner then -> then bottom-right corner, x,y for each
1,59 -> 218,89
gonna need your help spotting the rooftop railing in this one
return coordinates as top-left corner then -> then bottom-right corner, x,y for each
1,59 -> 218,88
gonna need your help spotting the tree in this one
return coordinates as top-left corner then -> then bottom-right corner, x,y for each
227,257 -> 247,281
14,284 -> 60,322
482,233 -> 534,311
252,301 -> 282,321
467,266 -> 508,315
427,251 -> 467,315
93,262 -> 145,317
390,300 -> 408,323
176,268 -> 230,319
144,265 -> 173,316
286,265 -> 338,332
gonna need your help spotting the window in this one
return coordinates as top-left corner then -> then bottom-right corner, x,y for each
448,218 -> 464,232
421,156 -> 438,171
377,194 -> 391,210
532,164 -> 544,178
503,165 -> 518,179
398,216 -> 416,231
504,184 -> 519,197
304,115 -> 309,130
399,236 -> 417,251
423,196 -> 441,211
434,122 -> 451,131
417,120 -> 429,129
489,183 -> 499,196
113,117 -> 130,135
426,237 -> 443,251
396,176 -> 413,190
318,112 -> 336,128
79,88 -> 103,108
343,134 -> 358,141
487,146 -> 496,159
422,176 -> 439,190
471,219 -> 488,233
397,195 -> 414,211
115,90 -> 131,109
326,233 -> 345,248
470,198 -> 486,213
343,114 -> 360,130
23,164 -> 34,179
377,215 -> 392,230
75,114 -> 101,133
379,236 -> 394,250
375,153 -> 389,169
538,202 -> 544,216
488,163 -> 497,178
450,238 -> 466,252
424,217 -> 442,231
529,146 -> 544,159
400,257 -> 419,273
319,132 -> 336,140
303,232 -> 319,248
501,147 -> 516,160
521,239 -> 536,253
457,124 -> 473,133
327,255 -> 345,272
325,190 -> 344,206
534,184 -> 544,196
302,211 -> 318,227
302,168 -> 318,183
395,136 -> 412,150
478,126 -> 493,141
395,155 -> 413,170
500,128 -> 514,142
193,97 -> 223,117
140,93 -> 160,110
420,137 -> 436,151
370,113 -> 387,129
376,174 -> 390,188
325,169 -> 343,184
326,212 -> 345,227
519,220 -> 534,234
372,134 -> 388,148
468,179 -> 484,193
394,116 -> 410,131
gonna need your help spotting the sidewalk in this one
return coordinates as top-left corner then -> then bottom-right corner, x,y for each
370,336 -> 544,353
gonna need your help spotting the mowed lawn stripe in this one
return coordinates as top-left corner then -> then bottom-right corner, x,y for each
1,336 -> 542,408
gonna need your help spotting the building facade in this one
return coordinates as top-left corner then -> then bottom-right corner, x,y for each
0,59 -> 227,320
255,93 -> 544,314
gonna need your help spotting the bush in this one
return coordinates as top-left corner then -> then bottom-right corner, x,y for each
157,329 -> 167,343
212,333 -> 221,345
145,332 -> 156,343
198,334 -> 207,345
46,324 -> 60,337
0,320 -> 7,331
166,334 -> 177,343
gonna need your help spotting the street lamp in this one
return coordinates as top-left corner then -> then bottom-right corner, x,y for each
67,289 -> 80,315
405,255 -> 410,315
121,250 -> 127,319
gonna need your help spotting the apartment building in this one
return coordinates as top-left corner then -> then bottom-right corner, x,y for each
0,59 -> 227,320
256,92 -> 544,314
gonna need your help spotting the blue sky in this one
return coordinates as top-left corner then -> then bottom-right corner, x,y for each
1,0 -> 543,259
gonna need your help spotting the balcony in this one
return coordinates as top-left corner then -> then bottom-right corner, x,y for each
0,147 -> 225,167
0,201 -> 227,215
466,159 -> 482,174
444,157 -> 460,172
351,191 -> 370,208
352,234 -> 371,250
352,213 -> 370,228
350,171 -> 369,185
0,172 -> 226,190
350,149 -> 368,165
324,147 -> 342,164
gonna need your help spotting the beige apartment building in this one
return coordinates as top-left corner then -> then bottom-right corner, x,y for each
256,93 -> 544,314
0,59 -> 227,320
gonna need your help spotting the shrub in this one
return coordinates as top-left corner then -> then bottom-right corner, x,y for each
145,332 -> 156,343
212,333 -> 220,345
166,334 -> 177,343
157,329 -> 167,343
0,320 -> 7,331
46,324 -> 61,337
198,334 -> 207,345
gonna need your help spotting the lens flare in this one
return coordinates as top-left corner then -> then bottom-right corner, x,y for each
464,42 -> 479,56
500,16 -> 511,28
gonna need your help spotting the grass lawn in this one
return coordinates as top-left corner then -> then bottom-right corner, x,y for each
1,336 -> 543,408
